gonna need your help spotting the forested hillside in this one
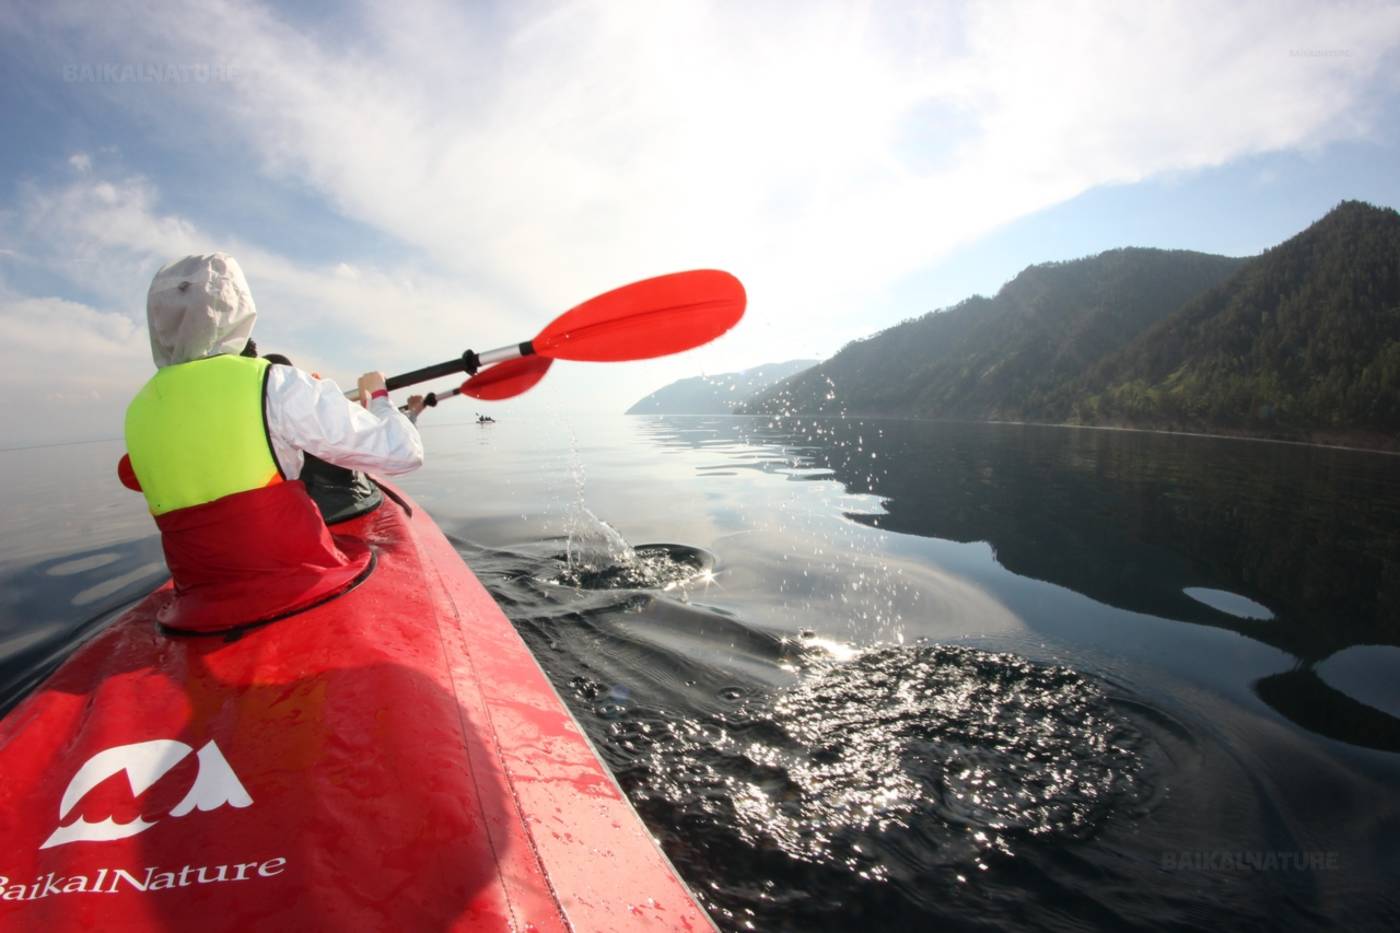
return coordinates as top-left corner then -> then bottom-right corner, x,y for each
743,201 -> 1400,450
742,249 -> 1244,419
1044,201 -> 1400,442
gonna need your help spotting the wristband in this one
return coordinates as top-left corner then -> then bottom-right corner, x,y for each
370,389 -> 389,400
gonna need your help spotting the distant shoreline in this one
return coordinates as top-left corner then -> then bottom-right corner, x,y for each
986,419 -> 1400,457
703,411 -> 1400,457
0,435 -> 123,455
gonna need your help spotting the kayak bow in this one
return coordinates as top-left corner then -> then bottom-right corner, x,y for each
0,486 -> 713,932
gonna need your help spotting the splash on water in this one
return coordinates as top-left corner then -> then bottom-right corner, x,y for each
556,463 -> 714,591
564,506 -> 636,575
552,540 -> 717,591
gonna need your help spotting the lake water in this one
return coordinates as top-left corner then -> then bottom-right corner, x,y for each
2,415 -> 1398,930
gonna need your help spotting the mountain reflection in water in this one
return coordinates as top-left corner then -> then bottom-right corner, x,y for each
640,416 -> 1400,750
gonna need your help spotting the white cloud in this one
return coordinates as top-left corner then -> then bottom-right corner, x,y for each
0,295 -> 144,384
3,0 -> 1400,442
0,294 -> 149,446
12,172 -> 201,301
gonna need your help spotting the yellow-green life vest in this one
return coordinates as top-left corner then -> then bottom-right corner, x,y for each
124,355 -> 283,516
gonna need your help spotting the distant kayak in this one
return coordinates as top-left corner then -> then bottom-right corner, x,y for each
0,483 -> 711,932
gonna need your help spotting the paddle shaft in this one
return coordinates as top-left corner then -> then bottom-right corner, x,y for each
349,342 -> 532,402
399,385 -> 462,412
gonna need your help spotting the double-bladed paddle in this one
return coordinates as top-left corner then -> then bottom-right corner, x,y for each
352,269 -> 745,403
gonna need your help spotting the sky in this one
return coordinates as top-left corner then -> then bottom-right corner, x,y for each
2,0 -> 1399,447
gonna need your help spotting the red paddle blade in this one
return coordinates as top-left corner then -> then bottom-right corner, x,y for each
462,355 -> 554,400
533,269 -> 745,362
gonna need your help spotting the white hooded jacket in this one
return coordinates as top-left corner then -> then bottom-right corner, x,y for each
146,253 -> 422,479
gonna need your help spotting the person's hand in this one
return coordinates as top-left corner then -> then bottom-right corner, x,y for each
357,371 -> 387,407
405,394 -> 427,418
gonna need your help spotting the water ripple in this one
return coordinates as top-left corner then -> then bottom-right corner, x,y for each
629,645 -> 1149,892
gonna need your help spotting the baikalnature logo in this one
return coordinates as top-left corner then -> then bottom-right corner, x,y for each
42,739 -> 252,848
1,739 -> 286,903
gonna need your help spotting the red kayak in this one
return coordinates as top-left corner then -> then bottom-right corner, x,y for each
0,485 -> 713,931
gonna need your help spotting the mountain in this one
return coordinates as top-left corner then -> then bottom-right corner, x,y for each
742,248 -> 1245,419
1045,201 -> 1400,444
626,359 -> 819,414
742,201 -> 1400,449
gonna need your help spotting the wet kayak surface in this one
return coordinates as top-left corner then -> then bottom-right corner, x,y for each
3,414 -> 1399,931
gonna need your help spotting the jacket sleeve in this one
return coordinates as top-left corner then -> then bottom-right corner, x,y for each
263,365 -> 424,480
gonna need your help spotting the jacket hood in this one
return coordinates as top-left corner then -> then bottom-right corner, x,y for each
147,253 -> 256,368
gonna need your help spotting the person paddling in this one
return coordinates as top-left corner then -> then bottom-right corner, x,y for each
120,253 -> 423,634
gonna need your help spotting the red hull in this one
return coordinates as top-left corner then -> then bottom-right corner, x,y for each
0,487 -> 712,932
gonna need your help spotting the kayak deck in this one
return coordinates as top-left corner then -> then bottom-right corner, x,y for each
0,486 -> 712,931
